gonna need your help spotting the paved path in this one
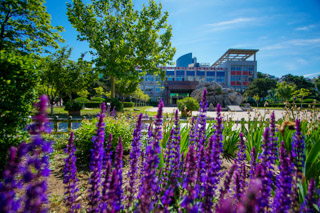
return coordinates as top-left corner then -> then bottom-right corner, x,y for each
145,107 -> 291,121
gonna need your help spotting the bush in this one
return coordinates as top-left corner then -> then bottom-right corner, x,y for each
0,51 -> 38,172
104,98 -> 123,112
73,116 -> 135,163
123,102 -> 135,108
84,102 -> 101,108
64,101 -> 84,111
74,97 -> 90,103
177,97 -> 200,112
91,97 -> 104,103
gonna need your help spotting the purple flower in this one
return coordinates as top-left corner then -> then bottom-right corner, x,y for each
101,161 -> 112,212
273,141 -> 293,213
161,128 -> 174,193
112,106 -> 116,117
196,89 -> 207,149
137,145 -> 159,213
88,109 -> 105,212
234,170 -> 242,202
196,145 -> 206,197
249,147 -> 256,179
202,135 -> 222,212
28,95 -> 50,135
146,124 -> 154,147
218,164 -> 237,206
181,146 -> 198,211
169,110 -> 181,184
237,178 -> 262,213
127,114 -> 143,204
270,111 -> 278,164
291,119 -> 305,180
0,143 -> 28,212
189,117 -> 197,146
152,99 -> 164,155
300,178 -> 317,213
161,185 -> 174,213
63,132 -> 80,211
254,165 -> 271,212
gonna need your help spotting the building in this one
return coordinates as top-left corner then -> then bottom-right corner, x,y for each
138,49 -> 258,106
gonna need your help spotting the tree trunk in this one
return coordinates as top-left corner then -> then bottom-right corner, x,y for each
111,76 -> 115,98
50,104 -> 54,115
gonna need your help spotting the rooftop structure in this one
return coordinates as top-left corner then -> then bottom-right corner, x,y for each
212,49 -> 259,67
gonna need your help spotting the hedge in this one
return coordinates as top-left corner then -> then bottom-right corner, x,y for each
84,102 -> 101,108
123,102 -> 135,108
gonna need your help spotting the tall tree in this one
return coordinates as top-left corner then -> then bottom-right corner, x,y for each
0,0 -> 64,53
67,0 -> 176,98
281,74 -> 314,92
39,47 -> 98,114
275,81 -> 296,102
244,78 -> 277,101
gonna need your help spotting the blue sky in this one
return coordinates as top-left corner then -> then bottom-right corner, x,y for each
45,0 -> 320,78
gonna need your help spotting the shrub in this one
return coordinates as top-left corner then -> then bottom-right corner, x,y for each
177,97 -> 200,112
104,98 -> 123,112
84,102 -> 101,108
0,51 -> 38,172
64,101 -> 84,111
74,97 -> 90,103
73,116 -> 134,163
123,102 -> 135,108
91,97 -> 104,103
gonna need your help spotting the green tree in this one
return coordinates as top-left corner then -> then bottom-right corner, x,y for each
244,78 -> 277,101
67,0 -> 176,98
39,47 -> 98,113
0,0 -> 64,53
0,51 -> 39,169
116,78 -> 140,102
293,88 -> 311,108
253,94 -> 260,107
281,74 -> 315,94
275,81 -> 296,102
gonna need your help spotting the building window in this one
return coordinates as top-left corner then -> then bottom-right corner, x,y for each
217,71 -> 224,77
248,66 -> 254,71
206,77 -> 215,82
186,71 -> 195,76
166,71 -> 174,76
207,71 -> 215,76
196,71 -> 205,76
242,66 -> 248,71
166,77 -> 174,81
176,77 -> 184,81
176,70 -> 185,76
231,66 -> 236,71
145,86 -> 153,92
186,76 -> 195,81
216,77 -> 224,82
145,76 -> 154,81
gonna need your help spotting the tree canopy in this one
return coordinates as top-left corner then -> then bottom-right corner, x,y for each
244,77 -> 277,101
0,0 -> 64,53
39,47 -> 98,114
281,74 -> 314,92
66,0 -> 176,97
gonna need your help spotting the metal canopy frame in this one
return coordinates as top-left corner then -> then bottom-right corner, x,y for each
211,49 -> 259,67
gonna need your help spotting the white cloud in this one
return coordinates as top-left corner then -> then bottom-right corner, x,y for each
303,72 -> 320,78
295,24 -> 316,31
262,38 -> 320,50
206,17 -> 257,31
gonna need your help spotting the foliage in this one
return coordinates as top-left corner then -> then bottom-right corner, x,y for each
0,0 -> 64,53
281,74 -> 315,94
84,102 -> 101,108
39,47 -> 98,107
93,87 -> 105,98
76,90 -> 89,99
123,102 -> 135,108
0,51 -> 38,170
73,116 -> 135,163
116,78 -> 140,100
67,0 -> 176,97
253,94 -> 260,107
131,88 -> 150,102
64,101 -> 83,111
177,97 -> 200,112
74,97 -> 89,103
293,88 -> 311,108
275,81 -> 296,102
91,97 -> 105,103
244,77 -> 277,101
104,98 -> 124,112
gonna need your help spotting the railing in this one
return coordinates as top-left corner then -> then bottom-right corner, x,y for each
49,116 -> 87,134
